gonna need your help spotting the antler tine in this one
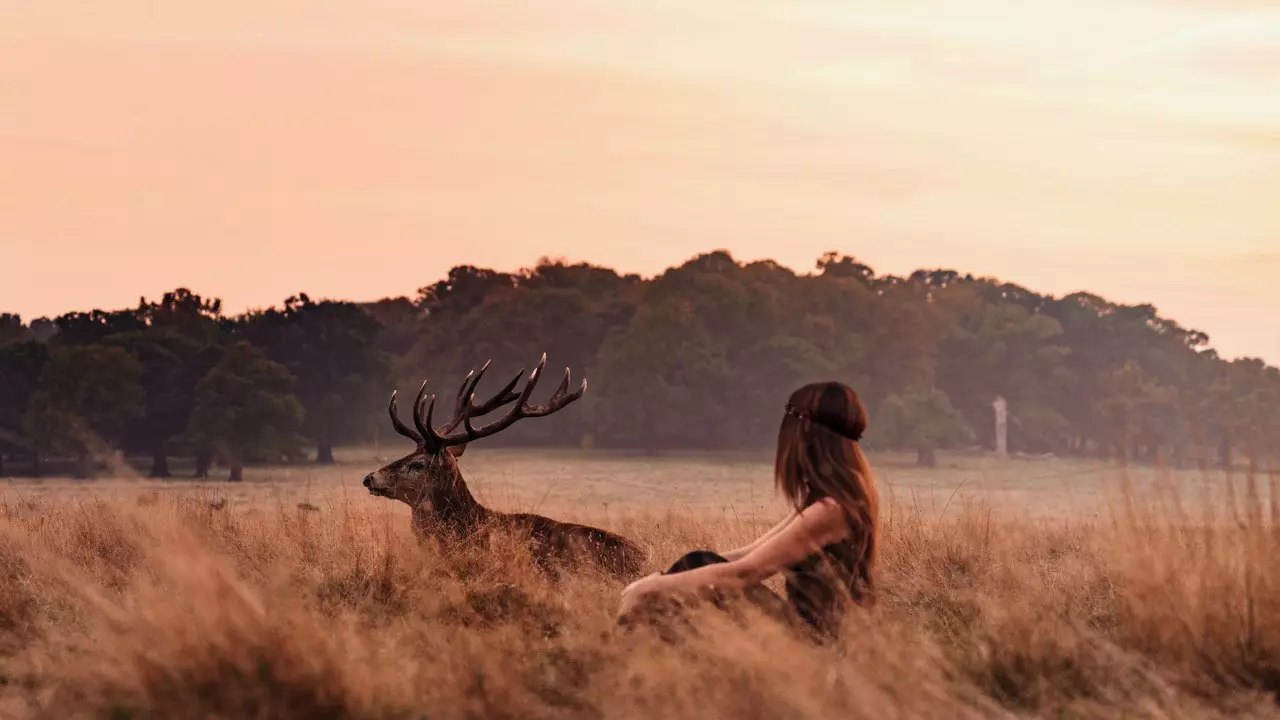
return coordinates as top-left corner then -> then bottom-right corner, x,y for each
552,367 -> 572,400
452,370 -> 476,420
523,367 -> 588,417
411,379 -> 441,449
442,364 -> 482,435
452,360 -> 490,421
518,352 -> 548,404
536,367 -> 572,408
419,393 -> 443,446
387,390 -> 424,444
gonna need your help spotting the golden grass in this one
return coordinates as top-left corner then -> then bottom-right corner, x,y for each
0,465 -> 1278,718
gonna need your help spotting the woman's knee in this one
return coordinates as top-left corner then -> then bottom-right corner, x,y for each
664,549 -> 728,574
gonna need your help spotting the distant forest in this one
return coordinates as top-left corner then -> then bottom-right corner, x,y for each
1,250 -> 1276,479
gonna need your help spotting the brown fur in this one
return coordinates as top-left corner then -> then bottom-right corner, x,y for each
364,444 -> 646,581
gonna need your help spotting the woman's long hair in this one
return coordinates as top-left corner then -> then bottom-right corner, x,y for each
774,381 -> 879,602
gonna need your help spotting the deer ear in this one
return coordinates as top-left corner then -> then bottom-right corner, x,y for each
448,444 -> 467,458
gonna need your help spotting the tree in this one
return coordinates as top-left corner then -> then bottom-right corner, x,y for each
873,386 -> 975,467
816,252 -> 875,282
106,288 -> 226,477
361,297 -> 422,356
0,314 -> 26,346
1041,292 -> 1210,457
0,341 -> 50,475
861,281 -> 942,407
405,259 -> 641,448
136,287 -> 223,342
185,342 -> 304,481
26,318 -> 57,343
933,282 -> 1071,453
22,345 -> 144,478
1094,360 -> 1165,462
418,265 -> 517,318
238,295 -> 388,463
1204,358 -> 1280,471
590,297 -> 733,451
0,250 -> 1275,468
107,330 -> 223,477
51,309 -> 146,345
734,335 -> 841,445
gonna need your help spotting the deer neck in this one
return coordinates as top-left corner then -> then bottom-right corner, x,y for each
412,469 -> 489,534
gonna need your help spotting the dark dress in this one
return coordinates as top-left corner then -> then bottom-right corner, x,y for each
626,494 -> 870,642
784,488 -> 873,638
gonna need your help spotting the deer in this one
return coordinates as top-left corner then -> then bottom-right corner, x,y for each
362,353 -> 647,581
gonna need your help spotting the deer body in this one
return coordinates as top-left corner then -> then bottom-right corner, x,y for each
363,355 -> 646,581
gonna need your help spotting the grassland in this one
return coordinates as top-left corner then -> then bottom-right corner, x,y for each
1,448 -> 1278,718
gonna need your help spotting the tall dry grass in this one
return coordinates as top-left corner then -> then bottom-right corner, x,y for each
0,470 -> 1278,719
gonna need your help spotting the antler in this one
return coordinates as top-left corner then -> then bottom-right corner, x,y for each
387,390 -> 424,444
385,353 -> 587,451
440,359 -> 525,436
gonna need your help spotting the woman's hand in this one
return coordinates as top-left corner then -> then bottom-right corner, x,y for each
620,499 -> 851,620
622,572 -> 659,595
617,572 -> 665,618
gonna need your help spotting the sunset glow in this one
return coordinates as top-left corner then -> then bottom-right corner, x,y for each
2,0 -> 1278,360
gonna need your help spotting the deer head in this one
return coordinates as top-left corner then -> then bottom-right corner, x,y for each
362,353 -> 587,523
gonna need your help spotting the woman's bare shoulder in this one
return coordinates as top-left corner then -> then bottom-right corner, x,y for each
802,496 -> 846,518
792,498 -> 854,543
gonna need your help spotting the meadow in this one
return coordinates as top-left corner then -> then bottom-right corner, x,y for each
1,448 -> 1278,718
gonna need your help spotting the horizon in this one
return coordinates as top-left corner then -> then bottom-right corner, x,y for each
3,1 -> 1278,363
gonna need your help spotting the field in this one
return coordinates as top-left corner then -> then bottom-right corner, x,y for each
1,448 -> 1278,718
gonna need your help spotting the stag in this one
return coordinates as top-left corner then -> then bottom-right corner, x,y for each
362,353 -> 646,581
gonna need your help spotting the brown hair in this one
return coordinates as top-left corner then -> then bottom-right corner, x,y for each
774,381 -> 879,599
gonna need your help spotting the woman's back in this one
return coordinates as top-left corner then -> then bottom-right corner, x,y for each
784,494 -> 873,639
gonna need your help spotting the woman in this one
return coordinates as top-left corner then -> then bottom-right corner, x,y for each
617,381 -> 879,641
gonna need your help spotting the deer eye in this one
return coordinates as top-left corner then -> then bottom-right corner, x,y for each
407,459 -> 426,472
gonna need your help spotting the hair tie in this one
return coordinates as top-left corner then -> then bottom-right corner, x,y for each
785,403 -> 861,442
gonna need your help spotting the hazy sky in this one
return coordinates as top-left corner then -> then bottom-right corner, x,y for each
2,1 -> 1278,362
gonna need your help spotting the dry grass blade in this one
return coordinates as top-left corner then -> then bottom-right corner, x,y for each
0,467 -> 1278,719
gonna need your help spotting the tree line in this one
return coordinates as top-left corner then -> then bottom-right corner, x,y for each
1,250 -> 1276,479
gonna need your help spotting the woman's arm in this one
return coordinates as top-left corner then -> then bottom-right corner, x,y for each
620,499 -> 851,612
719,508 -> 800,562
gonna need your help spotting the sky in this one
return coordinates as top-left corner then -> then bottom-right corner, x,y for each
2,1 -> 1278,362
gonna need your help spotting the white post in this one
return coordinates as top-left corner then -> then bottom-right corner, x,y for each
993,396 -> 1008,459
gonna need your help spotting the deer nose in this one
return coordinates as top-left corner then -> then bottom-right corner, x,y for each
362,474 -> 373,488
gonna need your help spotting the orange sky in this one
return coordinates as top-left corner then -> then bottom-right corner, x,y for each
2,1 -> 1278,362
